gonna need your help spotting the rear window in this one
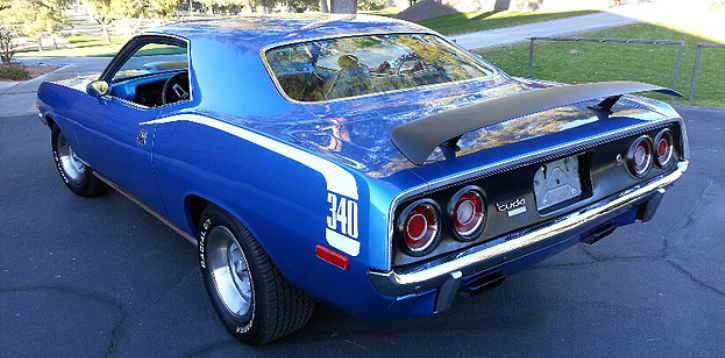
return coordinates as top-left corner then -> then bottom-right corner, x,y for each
265,34 -> 494,102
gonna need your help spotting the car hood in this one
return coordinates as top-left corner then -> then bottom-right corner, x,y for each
250,75 -> 676,179
51,74 -> 100,92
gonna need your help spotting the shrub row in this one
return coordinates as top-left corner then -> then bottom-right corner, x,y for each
0,63 -> 30,80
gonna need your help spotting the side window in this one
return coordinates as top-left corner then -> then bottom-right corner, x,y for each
109,41 -> 190,107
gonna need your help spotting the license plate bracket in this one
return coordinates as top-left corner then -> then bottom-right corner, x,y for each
533,155 -> 583,211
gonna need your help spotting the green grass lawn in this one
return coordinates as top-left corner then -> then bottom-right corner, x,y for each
15,33 -> 130,58
360,7 -> 401,17
15,9 -> 595,58
477,23 -> 725,108
418,10 -> 598,36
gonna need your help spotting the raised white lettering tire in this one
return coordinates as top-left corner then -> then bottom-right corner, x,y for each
51,125 -> 108,197
198,205 -> 315,345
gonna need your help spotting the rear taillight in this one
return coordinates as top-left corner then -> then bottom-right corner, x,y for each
654,129 -> 674,167
449,186 -> 486,241
627,136 -> 653,177
399,200 -> 440,256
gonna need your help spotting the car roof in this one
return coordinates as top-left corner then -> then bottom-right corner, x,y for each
150,13 -> 433,49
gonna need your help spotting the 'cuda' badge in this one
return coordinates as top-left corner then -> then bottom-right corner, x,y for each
496,198 -> 527,217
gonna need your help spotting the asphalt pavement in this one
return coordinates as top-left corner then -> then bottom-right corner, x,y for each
0,57 -> 111,118
0,103 -> 724,357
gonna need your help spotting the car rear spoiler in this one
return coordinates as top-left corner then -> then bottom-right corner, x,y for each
390,81 -> 680,165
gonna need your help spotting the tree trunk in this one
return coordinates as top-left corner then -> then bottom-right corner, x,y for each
99,21 -> 112,44
52,36 -> 58,50
320,0 -> 329,13
330,0 -> 356,14
132,19 -> 142,35
37,38 -> 44,52
244,0 -> 256,13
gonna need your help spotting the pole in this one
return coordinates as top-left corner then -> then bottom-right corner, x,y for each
528,38 -> 535,78
689,45 -> 701,104
672,42 -> 683,100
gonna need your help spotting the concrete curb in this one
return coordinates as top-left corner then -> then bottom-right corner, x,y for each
0,64 -> 69,94
0,81 -> 20,94
23,64 -> 71,86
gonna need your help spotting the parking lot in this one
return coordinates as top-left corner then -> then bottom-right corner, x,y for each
1,106 -> 723,357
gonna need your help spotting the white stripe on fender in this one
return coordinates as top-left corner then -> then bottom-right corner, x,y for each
142,113 -> 361,256
142,113 -> 358,200
325,229 -> 360,257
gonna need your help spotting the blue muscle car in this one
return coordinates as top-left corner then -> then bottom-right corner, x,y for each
36,14 -> 689,344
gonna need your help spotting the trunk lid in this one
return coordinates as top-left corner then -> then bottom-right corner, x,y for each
251,75 -> 675,182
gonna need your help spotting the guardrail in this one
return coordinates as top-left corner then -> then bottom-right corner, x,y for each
689,42 -> 725,104
527,37 -> 685,98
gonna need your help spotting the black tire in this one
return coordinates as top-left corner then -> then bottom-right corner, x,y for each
51,125 -> 109,197
198,205 -> 315,345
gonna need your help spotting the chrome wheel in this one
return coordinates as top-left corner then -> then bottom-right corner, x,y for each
207,226 -> 254,319
55,131 -> 85,184
199,205 -> 316,344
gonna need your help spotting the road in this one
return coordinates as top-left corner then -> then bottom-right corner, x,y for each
1,107 -> 724,357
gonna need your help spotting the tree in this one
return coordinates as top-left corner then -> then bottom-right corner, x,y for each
82,0 -> 113,43
197,0 -> 248,14
83,0 -> 180,43
329,0 -> 355,13
319,0 -> 327,12
286,0 -> 317,12
110,0 -> 145,21
0,0 -> 64,51
110,0 -> 146,35
0,28 -> 16,63
241,0 -> 255,13
147,0 -> 182,20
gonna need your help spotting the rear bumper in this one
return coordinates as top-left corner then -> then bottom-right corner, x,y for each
369,160 -> 688,300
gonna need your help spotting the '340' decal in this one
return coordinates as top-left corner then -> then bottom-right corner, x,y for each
327,193 -> 358,239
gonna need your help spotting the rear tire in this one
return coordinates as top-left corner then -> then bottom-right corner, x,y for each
198,205 -> 315,345
51,125 -> 108,197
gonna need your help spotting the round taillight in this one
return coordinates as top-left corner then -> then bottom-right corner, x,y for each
627,136 -> 652,177
654,129 -> 674,167
399,200 -> 440,255
449,186 -> 485,240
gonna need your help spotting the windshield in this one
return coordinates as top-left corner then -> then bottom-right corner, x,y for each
265,33 -> 494,102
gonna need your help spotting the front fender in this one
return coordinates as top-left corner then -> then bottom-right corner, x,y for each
36,82 -> 84,152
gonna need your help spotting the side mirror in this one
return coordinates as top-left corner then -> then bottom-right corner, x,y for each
87,80 -> 109,98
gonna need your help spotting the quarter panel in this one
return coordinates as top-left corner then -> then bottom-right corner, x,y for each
150,114 -> 410,308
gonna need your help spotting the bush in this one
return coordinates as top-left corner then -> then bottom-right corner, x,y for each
358,0 -> 387,11
0,63 -> 30,80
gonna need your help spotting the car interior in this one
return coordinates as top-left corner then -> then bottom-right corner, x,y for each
107,44 -> 191,108
274,56 -> 453,102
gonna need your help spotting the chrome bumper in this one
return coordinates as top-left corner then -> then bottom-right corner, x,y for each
369,160 -> 689,297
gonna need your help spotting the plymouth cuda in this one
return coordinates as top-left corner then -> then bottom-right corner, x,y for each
36,14 -> 689,344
